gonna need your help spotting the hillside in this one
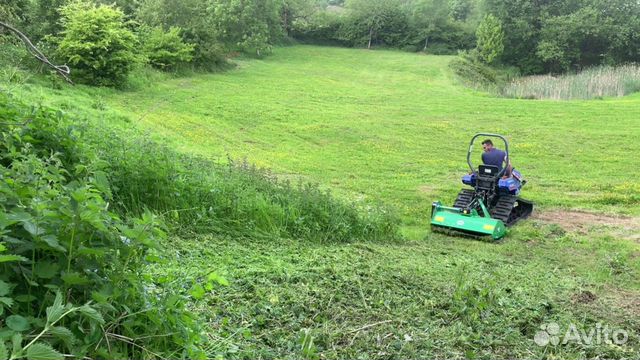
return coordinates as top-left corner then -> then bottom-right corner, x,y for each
4,45 -> 639,359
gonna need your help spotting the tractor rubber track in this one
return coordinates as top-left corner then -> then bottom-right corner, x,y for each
452,189 -> 487,216
453,189 -> 534,227
490,195 -> 534,226
453,189 -> 475,209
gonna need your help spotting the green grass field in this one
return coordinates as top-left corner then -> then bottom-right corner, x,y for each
7,45 -> 640,359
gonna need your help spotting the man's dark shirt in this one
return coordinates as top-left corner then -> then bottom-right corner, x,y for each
482,148 -> 506,170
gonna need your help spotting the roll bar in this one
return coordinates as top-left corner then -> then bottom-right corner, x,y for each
467,133 -> 509,178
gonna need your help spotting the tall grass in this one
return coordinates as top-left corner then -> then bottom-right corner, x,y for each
98,128 -> 403,242
12,90 -> 402,243
502,64 -> 640,100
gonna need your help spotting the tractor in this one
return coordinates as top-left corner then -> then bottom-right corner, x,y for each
430,133 -> 533,240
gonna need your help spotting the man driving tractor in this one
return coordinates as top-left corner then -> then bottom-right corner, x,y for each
481,139 -> 512,177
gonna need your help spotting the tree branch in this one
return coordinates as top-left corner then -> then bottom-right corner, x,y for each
0,21 -> 73,84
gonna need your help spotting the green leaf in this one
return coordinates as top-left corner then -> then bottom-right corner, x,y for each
189,284 -> 206,300
80,210 -> 107,232
40,236 -> 66,253
11,333 -> 22,358
0,255 -> 28,263
0,341 -> 7,360
92,171 -> 111,197
0,281 -> 10,297
34,262 -> 60,279
7,211 -> 31,223
1,237 -> 24,246
207,272 -> 229,286
46,292 -> 64,323
0,297 -> 13,308
15,295 -> 37,303
61,272 -> 89,286
25,342 -> 63,360
78,304 -> 104,324
70,188 -> 88,203
0,212 -> 18,230
23,222 -> 45,236
77,246 -> 105,257
6,315 -> 30,332
48,327 -> 76,348
144,253 -> 162,263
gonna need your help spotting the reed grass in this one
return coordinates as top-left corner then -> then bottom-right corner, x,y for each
502,64 -> 640,100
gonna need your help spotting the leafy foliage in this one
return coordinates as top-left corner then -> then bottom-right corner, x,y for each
0,92 -> 204,359
339,0 -> 410,49
91,129 -> 401,243
140,26 -> 195,70
485,0 -> 640,74
0,0 -> 28,26
209,0 -> 282,56
9,0 -> 640,77
135,0 -> 228,69
475,14 -> 504,64
292,0 -> 477,52
53,1 -> 139,86
26,0 -> 67,41
3,43 -> 640,358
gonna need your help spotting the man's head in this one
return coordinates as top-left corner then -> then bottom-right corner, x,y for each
481,139 -> 494,152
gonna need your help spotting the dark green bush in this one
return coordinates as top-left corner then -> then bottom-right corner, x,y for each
0,92 -> 204,359
0,0 -> 27,26
53,1 -> 139,87
424,43 -> 459,55
140,26 -> 195,70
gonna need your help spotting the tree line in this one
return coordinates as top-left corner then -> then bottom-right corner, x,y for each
2,0 -> 639,86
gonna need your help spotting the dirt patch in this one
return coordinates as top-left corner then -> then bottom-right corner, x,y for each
600,287 -> 640,319
533,210 -> 640,233
567,287 -> 640,326
572,290 -> 597,304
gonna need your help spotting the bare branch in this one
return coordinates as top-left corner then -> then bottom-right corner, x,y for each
0,20 -> 73,84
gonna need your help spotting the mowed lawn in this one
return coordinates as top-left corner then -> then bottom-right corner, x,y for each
104,46 -> 640,226
9,45 -> 640,359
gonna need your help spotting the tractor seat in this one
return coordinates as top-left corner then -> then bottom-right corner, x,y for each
478,164 -> 500,177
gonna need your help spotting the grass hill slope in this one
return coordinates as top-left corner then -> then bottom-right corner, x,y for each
4,45 -> 639,359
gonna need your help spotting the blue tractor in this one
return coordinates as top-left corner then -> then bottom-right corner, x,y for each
431,133 -> 534,239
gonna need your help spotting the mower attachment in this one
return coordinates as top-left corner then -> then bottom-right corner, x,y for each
430,201 -> 507,240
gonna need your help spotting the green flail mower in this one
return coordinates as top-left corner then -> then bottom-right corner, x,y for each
430,133 -> 533,240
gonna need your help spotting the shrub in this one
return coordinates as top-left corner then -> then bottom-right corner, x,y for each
134,0 -> 229,70
192,41 -> 229,70
0,92 -> 204,359
53,1 -> 139,87
475,14 -> 504,64
290,11 -> 346,46
140,26 -> 195,70
424,43 -> 459,55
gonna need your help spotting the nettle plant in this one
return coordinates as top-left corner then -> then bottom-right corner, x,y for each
0,95 -> 204,359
